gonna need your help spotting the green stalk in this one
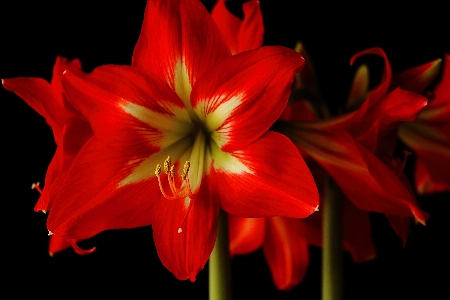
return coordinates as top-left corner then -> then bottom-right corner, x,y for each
209,210 -> 232,300
322,176 -> 343,300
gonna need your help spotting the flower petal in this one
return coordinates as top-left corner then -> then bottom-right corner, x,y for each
48,235 -> 95,256
228,215 -> 265,255
398,121 -> 450,192
62,65 -> 192,154
47,136 -> 182,240
211,0 -> 241,55
151,176 -> 219,281
238,0 -> 264,53
2,77 -> 65,144
212,0 -> 263,54
350,47 -> 392,105
51,56 -> 83,116
263,217 -> 309,290
391,58 -> 442,94
132,0 -> 230,105
342,198 -> 376,262
285,126 -> 428,224
192,46 -> 304,151
217,131 -> 318,218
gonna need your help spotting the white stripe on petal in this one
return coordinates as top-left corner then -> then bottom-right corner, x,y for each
210,140 -> 252,175
121,101 -> 193,148
195,94 -> 243,148
119,135 -> 193,187
174,59 -> 193,110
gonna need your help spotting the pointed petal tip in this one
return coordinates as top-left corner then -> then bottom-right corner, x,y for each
48,252 -> 54,257
68,239 -> 97,255
189,273 -> 197,282
315,205 -> 319,212
349,47 -> 386,66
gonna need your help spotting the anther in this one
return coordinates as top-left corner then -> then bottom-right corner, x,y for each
155,164 -> 162,177
170,165 -> 175,178
31,182 -> 43,194
164,156 -> 171,173
48,230 -> 53,236
182,161 -> 190,180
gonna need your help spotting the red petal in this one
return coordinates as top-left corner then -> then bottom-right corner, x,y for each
280,100 -> 319,122
47,137 -> 165,240
212,0 -> 263,54
342,198 -> 376,262
33,146 -> 63,213
191,47 -> 304,151
62,65 -> 188,155
414,159 -> 448,194
49,235 -> 95,256
2,77 -> 65,144
391,58 -> 442,93
289,126 -> 428,224
237,0 -> 264,53
399,121 -> 450,193
151,176 -> 219,281
263,217 -> 309,290
228,215 -> 265,255
433,53 -> 450,103
132,0 -> 230,94
354,88 -> 428,152
48,235 -> 71,255
51,56 -> 83,116
385,215 -> 410,247
350,47 -> 392,105
217,131 -> 318,218
211,0 -> 241,54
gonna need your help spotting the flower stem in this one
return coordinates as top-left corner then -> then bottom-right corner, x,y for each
322,176 -> 343,300
209,210 -> 232,300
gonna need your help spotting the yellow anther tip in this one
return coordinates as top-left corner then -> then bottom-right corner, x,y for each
155,164 -> 162,176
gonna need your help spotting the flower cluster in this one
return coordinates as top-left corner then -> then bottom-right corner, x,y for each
4,0 -> 448,293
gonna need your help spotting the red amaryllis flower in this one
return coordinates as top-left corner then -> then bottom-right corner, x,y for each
397,54 -> 450,194
279,48 -> 429,245
46,0 -> 318,281
2,57 -> 94,256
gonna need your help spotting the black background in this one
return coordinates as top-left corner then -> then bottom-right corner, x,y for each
1,1 -> 448,299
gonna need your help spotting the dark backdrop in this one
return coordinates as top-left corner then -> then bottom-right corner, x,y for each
1,1 -> 448,299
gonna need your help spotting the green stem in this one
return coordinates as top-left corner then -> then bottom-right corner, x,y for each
209,210 -> 232,300
322,176 -> 343,300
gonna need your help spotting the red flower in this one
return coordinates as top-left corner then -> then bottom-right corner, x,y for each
397,54 -> 450,194
279,48 -> 429,244
2,57 -> 94,255
46,0 -> 318,281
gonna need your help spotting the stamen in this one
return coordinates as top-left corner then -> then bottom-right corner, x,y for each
178,197 -> 194,234
155,164 -> 176,200
155,157 -> 196,233
31,182 -> 42,194
396,150 -> 412,176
